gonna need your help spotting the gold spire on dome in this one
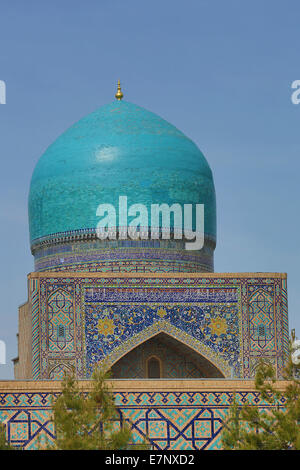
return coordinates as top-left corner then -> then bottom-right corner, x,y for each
115,80 -> 124,100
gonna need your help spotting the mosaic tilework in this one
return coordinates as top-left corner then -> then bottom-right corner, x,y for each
31,273 -> 288,380
281,278 -> 289,361
28,100 -> 216,247
84,293 -> 239,378
33,237 -> 215,273
31,278 -> 40,379
36,257 -> 213,274
0,384 -> 286,450
48,288 -> 74,352
39,280 -> 85,380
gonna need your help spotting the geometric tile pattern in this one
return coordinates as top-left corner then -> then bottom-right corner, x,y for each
48,289 -> 74,352
249,289 -> 275,351
31,278 -> 40,379
122,407 -> 225,450
0,387 -> 286,450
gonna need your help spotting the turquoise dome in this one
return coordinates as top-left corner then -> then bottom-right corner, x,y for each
29,100 -> 216,249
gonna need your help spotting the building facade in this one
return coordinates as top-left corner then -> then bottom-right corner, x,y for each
1,84 -> 289,449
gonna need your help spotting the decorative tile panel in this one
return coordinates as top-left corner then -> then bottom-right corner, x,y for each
30,273 -> 288,380
0,383 -> 287,450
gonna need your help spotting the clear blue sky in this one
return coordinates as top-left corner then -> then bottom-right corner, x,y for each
0,0 -> 299,379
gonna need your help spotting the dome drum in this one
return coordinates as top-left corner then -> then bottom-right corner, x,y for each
32,235 -> 216,273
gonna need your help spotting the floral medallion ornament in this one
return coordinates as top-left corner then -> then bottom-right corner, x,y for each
98,318 -> 115,337
157,307 -> 167,318
209,317 -> 227,336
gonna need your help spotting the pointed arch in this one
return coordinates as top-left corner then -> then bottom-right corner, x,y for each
146,355 -> 163,378
49,363 -> 74,380
100,321 -> 229,377
111,332 -> 225,378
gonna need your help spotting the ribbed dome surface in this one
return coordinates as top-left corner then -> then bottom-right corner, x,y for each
29,100 -> 216,247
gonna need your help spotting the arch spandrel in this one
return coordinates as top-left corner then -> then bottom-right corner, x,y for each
94,321 -> 229,378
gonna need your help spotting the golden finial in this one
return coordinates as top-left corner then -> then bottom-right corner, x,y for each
115,80 -> 123,100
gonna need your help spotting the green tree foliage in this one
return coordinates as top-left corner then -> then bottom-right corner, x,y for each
46,366 -> 134,450
222,350 -> 300,450
0,423 -> 14,450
